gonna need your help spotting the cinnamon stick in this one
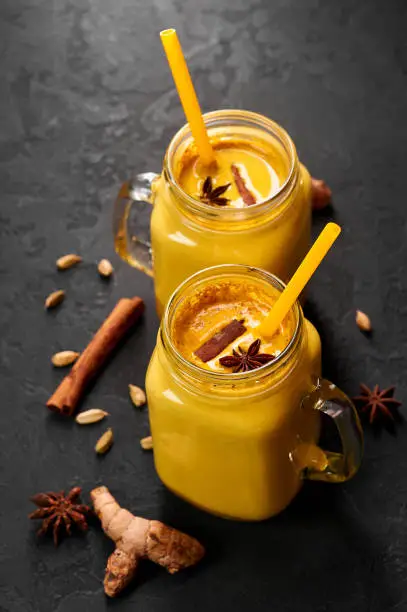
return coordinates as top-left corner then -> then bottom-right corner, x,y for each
194,319 -> 246,362
47,297 -> 144,416
231,164 -> 256,205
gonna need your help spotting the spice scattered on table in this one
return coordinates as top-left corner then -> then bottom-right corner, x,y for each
140,435 -> 153,450
219,339 -> 275,373
311,177 -> 332,210
353,383 -> 402,426
356,310 -> 372,332
91,486 -> 205,597
51,350 -> 80,367
47,297 -> 145,416
98,258 -> 114,278
76,408 -> 109,425
129,384 -> 146,408
56,254 -> 82,270
95,428 -> 114,455
45,290 -> 65,310
29,487 -> 92,546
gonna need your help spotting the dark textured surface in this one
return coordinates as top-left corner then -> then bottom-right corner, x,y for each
1,0 -> 407,610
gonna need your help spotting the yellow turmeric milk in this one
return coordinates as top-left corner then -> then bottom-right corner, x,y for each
172,277 -> 294,371
145,266 -> 329,519
178,139 -> 284,208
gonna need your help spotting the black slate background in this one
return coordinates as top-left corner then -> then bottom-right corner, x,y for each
1,0 -> 407,610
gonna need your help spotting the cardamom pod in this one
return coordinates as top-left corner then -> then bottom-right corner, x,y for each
51,350 -> 80,367
95,428 -> 114,454
56,254 -> 82,270
98,259 -> 114,278
76,408 -> 108,425
140,435 -> 153,450
45,290 -> 65,309
356,310 -> 372,332
129,384 -> 146,408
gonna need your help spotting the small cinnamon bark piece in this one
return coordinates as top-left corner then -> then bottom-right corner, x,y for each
231,164 -> 256,205
47,297 -> 144,416
194,319 -> 246,362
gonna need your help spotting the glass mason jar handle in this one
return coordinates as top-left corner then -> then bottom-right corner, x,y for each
293,378 -> 364,483
113,172 -> 159,278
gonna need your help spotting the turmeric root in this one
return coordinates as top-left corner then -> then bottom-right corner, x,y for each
311,177 -> 332,210
91,486 -> 205,597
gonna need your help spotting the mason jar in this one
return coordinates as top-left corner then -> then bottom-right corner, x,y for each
114,110 -> 312,316
145,265 -> 363,520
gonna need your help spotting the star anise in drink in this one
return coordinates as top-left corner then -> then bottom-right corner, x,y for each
29,487 -> 92,546
353,384 -> 402,426
219,339 -> 275,372
199,176 -> 231,206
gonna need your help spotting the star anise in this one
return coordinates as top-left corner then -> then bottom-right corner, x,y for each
353,384 -> 402,425
219,338 -> 275,372
29,487 -> 92,546
199,176 -> 231,206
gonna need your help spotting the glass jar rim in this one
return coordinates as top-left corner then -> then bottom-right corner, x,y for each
161,264 -> 303,385
163,109 -> 299,221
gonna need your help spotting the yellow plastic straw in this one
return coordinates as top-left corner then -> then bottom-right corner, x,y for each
259,223 -> 342,337
160,28 -> 214,166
